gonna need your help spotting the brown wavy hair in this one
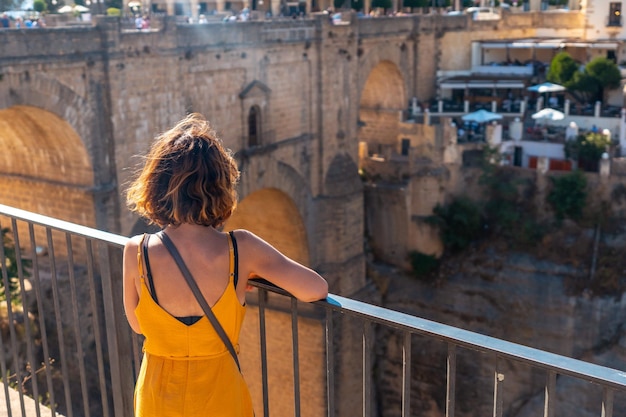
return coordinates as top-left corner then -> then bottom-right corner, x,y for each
126,113 -> 240,228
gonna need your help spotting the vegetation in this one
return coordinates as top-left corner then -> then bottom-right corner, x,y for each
564,132 -> 612,172
106,7 -> 121,16
428,197 -> 483,253
547,170 -> 587,221
547,52 -> 621,103
403,0 -> 428,11
33,0 -> 47,13
1,228 -> 30,302
408,251 -> 439,280
371,0 -> 392,11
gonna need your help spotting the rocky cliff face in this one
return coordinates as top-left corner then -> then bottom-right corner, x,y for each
371,231 -> 626,417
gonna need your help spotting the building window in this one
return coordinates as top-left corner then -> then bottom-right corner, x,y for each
608,2 -> 622,27
248,106 -> 261,147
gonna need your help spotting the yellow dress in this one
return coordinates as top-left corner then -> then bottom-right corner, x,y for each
133,237 -> 254,417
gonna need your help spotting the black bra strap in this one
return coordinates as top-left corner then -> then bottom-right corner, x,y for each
142,234 -> 158,304
155,231 -> 241,372
228,231 -> 239,288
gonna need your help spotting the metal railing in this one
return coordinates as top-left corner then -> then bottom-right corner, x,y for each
1,203 -> 626,417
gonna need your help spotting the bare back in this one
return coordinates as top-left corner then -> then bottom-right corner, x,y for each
137,226 -> 245,319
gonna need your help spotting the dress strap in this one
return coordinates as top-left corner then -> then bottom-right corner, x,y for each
138,233 -> 158,303
227,231 -> 239,288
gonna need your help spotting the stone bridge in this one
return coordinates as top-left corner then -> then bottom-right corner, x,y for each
0,11 -> 581,295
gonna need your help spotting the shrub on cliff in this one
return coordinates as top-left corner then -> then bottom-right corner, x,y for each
547,170 -> 587,221
428,197 -> 484,253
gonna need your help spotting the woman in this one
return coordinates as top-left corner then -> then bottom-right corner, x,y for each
123,113 -> 328,417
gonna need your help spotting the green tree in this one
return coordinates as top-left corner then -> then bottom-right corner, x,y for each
547,170 -> 587,221
403,0 -> 427,11
33,0 -> 47,12
565,132 -> 612,172
1,228 -> 31,302
585,57 -> 621,102
350,0 -> 363,10
371,0 -> 392,11
428,197 -> 484,253
547,51 -> 579,86
550,54 -> 622,104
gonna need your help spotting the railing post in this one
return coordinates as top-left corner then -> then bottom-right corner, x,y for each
98,243 -> 135,417
402,332 -> 411,417
446,344 -> 456,417
362,321 -> 372,417
544,371 -> 555,417
258,288 -> 270,417
493,357 -> 504,417
602,387 -> 614,417
325,307 -> 335,417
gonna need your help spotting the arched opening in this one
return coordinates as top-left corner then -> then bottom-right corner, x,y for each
0,106 -> 95,226
248,105 -> 261,147
223,188 -> 309,265
358,60 -> 407,154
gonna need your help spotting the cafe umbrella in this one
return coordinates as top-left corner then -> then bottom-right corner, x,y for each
461,109 -> 503,123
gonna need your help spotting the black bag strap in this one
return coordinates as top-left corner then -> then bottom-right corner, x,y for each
141,234 -> 159,303
155,231 -> 241,372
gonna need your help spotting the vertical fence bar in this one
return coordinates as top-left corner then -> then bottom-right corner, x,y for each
65,233 -> 90,417
446,344 -> 456,417
28,224 -> 57,416
291,298 -> 301,417
493,356 -> 504,417
85,238 -> 109,417
47,229 -> 73,417
12,218 -> 42,417
401,331 -> 411,417
131,333 -> 143,377
362,321 -> 372,417
601,387 -> 614,417
325,306 -> 334,417
543,371 -> 555,417
258,288 -> 270,417
98,243 -> 134,417
0,328 -> 11,417
2,219 -> 27,417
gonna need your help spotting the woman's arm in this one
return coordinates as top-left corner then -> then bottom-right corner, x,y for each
236,230 -> 328,302
123,236 -> 143,334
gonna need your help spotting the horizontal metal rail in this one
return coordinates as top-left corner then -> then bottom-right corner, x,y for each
1,203 -> 626,417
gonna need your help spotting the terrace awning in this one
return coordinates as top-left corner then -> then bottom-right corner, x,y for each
479,38 -> 619,50
440,81 -> 526,89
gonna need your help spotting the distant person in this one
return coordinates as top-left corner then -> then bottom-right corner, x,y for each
123,113 -> 328,417
134,14 -> 143,30
0,13 -> 10,28
198,13 -> 207,23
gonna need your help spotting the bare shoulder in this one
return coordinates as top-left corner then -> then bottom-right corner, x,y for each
123,234 -> 146,256
229,229 -> 261,244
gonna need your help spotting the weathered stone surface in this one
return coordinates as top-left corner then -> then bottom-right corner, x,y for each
374,243 -> 626,417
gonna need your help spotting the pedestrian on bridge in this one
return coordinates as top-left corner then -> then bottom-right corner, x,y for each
123,113 -> 328,417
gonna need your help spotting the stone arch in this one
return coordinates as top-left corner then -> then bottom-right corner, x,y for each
0,72 -> 98,158
0,106 -> 97,227
227,155 -> 312,265
358,59 -> 408,152
223,188 -> 310,265
0,73 -> 119,232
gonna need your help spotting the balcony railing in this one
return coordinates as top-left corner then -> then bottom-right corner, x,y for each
1,203 -> 626,417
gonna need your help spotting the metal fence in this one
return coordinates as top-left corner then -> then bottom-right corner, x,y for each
1,203 -> 626,417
